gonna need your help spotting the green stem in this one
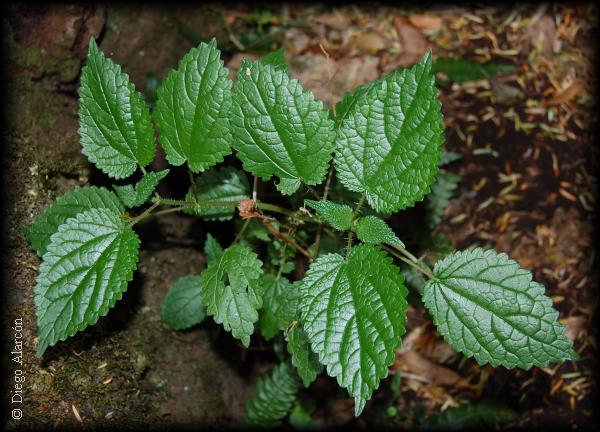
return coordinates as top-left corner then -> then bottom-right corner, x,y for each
150,206 -> 188,217
152,197 -> 188,206
233,218 -> 252,244
256,201 -> 313,222
394,244 -> 422,266
351,193 -> 366,220
345,193 -> 366,254
306,185 -> 321,200
129,204 -> 191,227
276,243 -> 289,280
382,244 -> 434,279
128,202 -> 159,227
188,170 -> 199,200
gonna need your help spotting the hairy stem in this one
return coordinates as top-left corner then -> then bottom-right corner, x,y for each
313,162 -> 336,257
233,218 -> 252,244
345,193 -> 366,254
152,197 -> 189,206
382,244 -> 434,279
306,185 -> 321,200
128,202 -> 159,227
150,206 -> 188,218
256,201 -> 313,222
188,170 -> 199,200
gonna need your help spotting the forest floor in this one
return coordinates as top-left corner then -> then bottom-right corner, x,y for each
3,3 -> 597,430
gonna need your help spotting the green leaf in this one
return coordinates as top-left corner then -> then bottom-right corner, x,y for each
261,48 -> 288,71
298,244 -> 408,415
24,186 -> 125,257
423,248 -> 578,369
440,151 -> 462,165
184,166 -> 249,220
141,73 -> 160,109
433,57 -> 516,84
258,275 -> 298,340
113,169 -> 170,208
304,199 -> 353,231
34,208 -> 140,356
334,83 -> 371,125
78,39 -> 155,179
245,361 -> 301,427
244,219 -> 271,242
231,58 -> 335,195
335,51 -> 444,213
354,215 -> 404,247
420,400 -> 517,430
200,244 -> 264,347
424,172 -> 460,229
287,324 -> 323,387
289,399 -> 321,430
204,233 -> 224,264
154,39 -> 233,172
161,275 -> 205,330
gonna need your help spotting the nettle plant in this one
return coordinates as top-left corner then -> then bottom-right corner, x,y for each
25,38 -> 577,425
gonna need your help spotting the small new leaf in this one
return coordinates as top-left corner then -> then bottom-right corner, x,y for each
258,275 -> 298,340
200,244 -> 264,346
299,244 -> 408,415
24,186 -> 125,257
354,215 -> 404,247
335,51 -> 444,212
113,169 -> 170,208
245,361 -> 301,427
304,199 -> 353,231
79,39 -> 155,179
161,275 -> 206,330
204,233 -> 224,264
231,58 -> 335,195
34,208 -> 140,356
423,248 -> 578,369
287,324 -> 323,387
154,39 -> 233,172
185,166 -> 249,220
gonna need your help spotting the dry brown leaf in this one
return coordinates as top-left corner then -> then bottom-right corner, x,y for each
423,340 -> 459,365
315,10 -> 352,31
548,81 -> 583,105
398,325 -> 426,352
527,15 -> 556,58
290,53 -> 379,106
284,28 -> 310,54
356,32 -> 387,54
392,16 -> 429,65
396,350 -> 470,388
563,316 -> 586,341
409,14 -> 443,32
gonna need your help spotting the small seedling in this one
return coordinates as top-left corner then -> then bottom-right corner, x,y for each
24,38 -> 577,426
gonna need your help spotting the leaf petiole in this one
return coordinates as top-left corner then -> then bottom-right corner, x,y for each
381,244 -> 434,279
